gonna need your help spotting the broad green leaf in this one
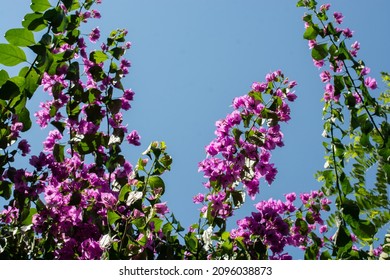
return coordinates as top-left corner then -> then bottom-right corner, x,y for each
159,154 -> 172,170
320,250 -> 332,260
18,107 -> 32,131
342,199 -> 360,221
22,12 -> 47,31
184,233 -> 198,253
5,28 -> 35,47
312,43 -> 328,61
0,44 -> 27,66
303,25 -> 318,40
107,210 -> 121,225
19,66 -> 40,98
61,0 -> 76,10
30,0 -> 52,12
356,220 -> 377,239
334,75 -> 345,94
43,8 -> 65,28
22,208 -> 37,226
305,211 -> 315,224
51,121 -> 66,135
334,225 -> 352,249
0,76 -> 25,100
148,176 -> 165,191
0,180 -> 12,200
90,50 -> 108,64
118,184 -> 131,202
0,70 -> 9,87
295,218 -> 309,235
150,217 -> 163,232
162,222 -> 173,236
53,144 -> 65,162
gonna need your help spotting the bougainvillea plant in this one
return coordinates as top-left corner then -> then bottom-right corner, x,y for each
0,0 -> 388,260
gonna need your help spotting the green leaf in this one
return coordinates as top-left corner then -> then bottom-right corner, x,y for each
5,28 -> 35,47
22,208 -> 37,226
320,250 -> 332,260
110,47 -> 125,60
342,199 -> 360,221
19,66 -> 41,98
162,222 -> 173,236
150,217 -> 163,233
61,0 -> 78,10
0,76 -> 25,100
340,172 -> 353,195
159,154 -> 173,170
303,25 -> 319,40
107,210 -> 121,225
22,12 -> 47,31
0,70 -> 10,87
88,65 -> 106,82
51,121 -> 66,135
0,180 -> 12,200
43,8 -> 65,28
90,50 -> 108,64
118,184 -> 131,202
31,0 -> 52,12
184,232 -> 198,253
295,218 -> 309,235
0,44 -> 27,66
355,220 -> 376,239
334,225 -> 352,250
18,107 -> 32,131
65,61 -> 80,81
312,43 -> 328,61
53,144 -> 65,162
334,75 -> 345,94
306,211 -> 315,224
148,176 -> 165,193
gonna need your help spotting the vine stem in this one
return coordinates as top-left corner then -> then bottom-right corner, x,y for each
313,10 -> 385,142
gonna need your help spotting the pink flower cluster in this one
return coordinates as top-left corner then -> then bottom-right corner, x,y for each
9,3 -> 145,259
230,191 -> 331,259
197,71 -> 297,222
304,4 -> 378,103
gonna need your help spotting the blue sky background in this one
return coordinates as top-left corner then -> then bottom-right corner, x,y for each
1,1 -> 389,258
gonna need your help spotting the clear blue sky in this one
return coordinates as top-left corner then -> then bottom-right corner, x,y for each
1,0 -> 389,258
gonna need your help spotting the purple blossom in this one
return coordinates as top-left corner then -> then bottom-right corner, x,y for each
18,139 -> 31,156
351,40 -> 360,50
43,130 -> 63,152
154,202 -> 169,215
80,238 -> 103,260
313,59 -> 324,68
0,205 -> 19,224
120,59 -> 131,74
10,122 -> 23,138
319,225 -> 328,234
342,28 -> 353,38
365,77 -> 377,90
126,130 -> 141,146
89,27 -> 100,43
91,9 -> 101,18
333,12 -> 344,24
251,82 -> 267,92
320,71 -> 331,83
308,40 -> 316,49
353,92 -> 362,104
360,66 -> 370,76
320,4 -> 331,11
123,89 -> 135,101
285,192 -> 297,203
193,193 -> 205,204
